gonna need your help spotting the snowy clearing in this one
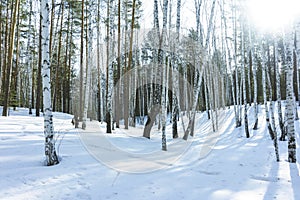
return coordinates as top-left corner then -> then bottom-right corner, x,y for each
0,106 -> 300,200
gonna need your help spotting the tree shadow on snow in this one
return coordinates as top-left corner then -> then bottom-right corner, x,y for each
289,163 -> 300,200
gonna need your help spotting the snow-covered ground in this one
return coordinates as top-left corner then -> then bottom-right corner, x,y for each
0,105 -> 300,200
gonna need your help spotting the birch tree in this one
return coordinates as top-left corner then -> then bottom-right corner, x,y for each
41,0 -> 59,166
285,28 -> 297,163
160,0 -> 168,151
274,38 -> 285,141
27,0 -> 33,115
82,0 -> 93,130
241,23 -> 249,138
97,0 -> 103,123
250,31 -> 258,130
106,0 -> 113,133
171,0 -> 181,138
79,0 -> 85,121
36,12 -> 43,117
115,0 -> 121,128
267,69 -> 280,161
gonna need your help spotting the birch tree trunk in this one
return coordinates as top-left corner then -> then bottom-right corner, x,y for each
285,29 -> 297,163
171,0 -> 181,138
194,0 -> 203,44
82,1 -> 93,130
161,0 -> 169,151
128,1 -> 137,128
36,12 -> 43,117
261,42 -> 274,140
27,0 -> 33,115
79,0 -> 85,121
97,0 -> 103,123
267,67 -> 280,161
41,0 -> 59,166
241,24 -> 249,138
274,39 -> 285,140
106,0 -> 112,133
251,39 -> 258,130
233,0 -> 241,128
0,2 -> 9,104
115,0 -> 121,128
296,23 -> 300,106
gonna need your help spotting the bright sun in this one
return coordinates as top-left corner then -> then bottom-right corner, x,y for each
247,0 -> 300,31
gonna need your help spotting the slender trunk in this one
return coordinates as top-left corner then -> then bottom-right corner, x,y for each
1,3 -> 9,103
12,5 -> 21,110
79,0 -> 85,121
233,0 -> 241,127
82,2 -> 93,130
28,0 -> 33,115
267,67 -> 280,161
274,39 -> 285,140
127,0 -> 137,128
262,42 -> 272,139
285,29 -> 297,163
41,0 -> 59,166
251,38 -> 258,129
241,26 -> 249,138
49,0 -> 55,56
106,0 -> 112,133
160,0 -> 168,151
296,23 -> 300,106
0,2 -> 2,94
115,0 -> 121,128
97,0 -> 103,122
36,11 -> 43,117
67,17 -> 73,114
171,0 -> 181,139
2,0 -> 19,116
53,3 -> 64,112
194,0 -> 203,43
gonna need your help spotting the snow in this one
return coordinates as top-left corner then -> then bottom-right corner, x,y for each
1,105 -> 300,200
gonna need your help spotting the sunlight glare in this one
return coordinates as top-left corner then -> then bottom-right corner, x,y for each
247,0 -> 300,31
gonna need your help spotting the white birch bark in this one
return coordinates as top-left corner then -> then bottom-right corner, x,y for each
41,0 -> 59,166
296,24 -> 300,106
82,2 -> 93,130
274,39 -> 285,140
171,0 -> 181,138
261,42 -> 272,139
232,0 -> 241,127
27,0 -> 33,115
249,29 -> 258,130
241,23 -> 249,138
194,0 -> 203,44
161,0 -> 168,151
97,0 -> 103,123
106,0 -> 112,133
267,68 -> 280,161
285,28 -> 297,162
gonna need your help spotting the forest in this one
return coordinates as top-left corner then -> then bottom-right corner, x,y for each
0,0 -> 299,167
